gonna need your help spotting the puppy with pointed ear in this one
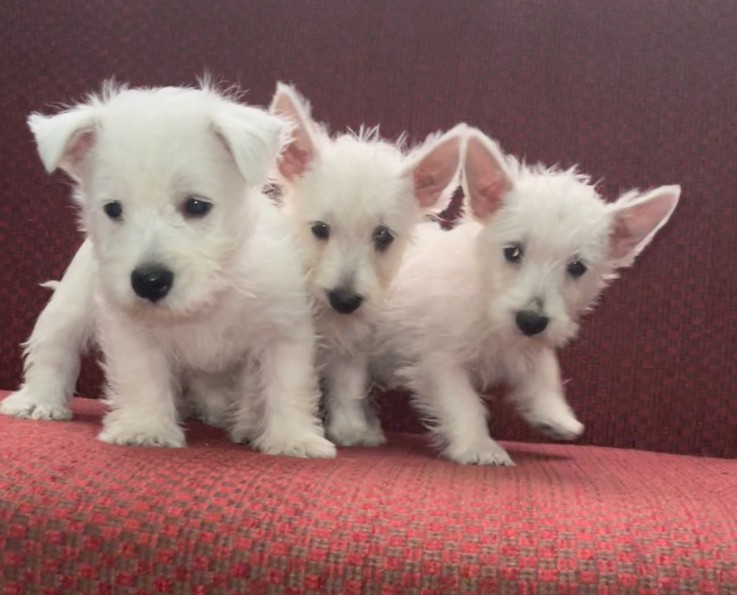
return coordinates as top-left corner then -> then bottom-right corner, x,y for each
268,82 -> 465,448
270,82 -> 464,212
461,127 -> 514,221
371,127 -> 680,466
3,83 -> 335,460
462,128 -> 680,268
269,82 -> 324,185
607,186 -> 680,268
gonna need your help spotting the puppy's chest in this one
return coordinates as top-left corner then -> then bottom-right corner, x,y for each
154,300 -> 264,373
467,345 -> 507,390
316,310 -> 373,359
466,337 -> 531,391
157,320 -> 249,372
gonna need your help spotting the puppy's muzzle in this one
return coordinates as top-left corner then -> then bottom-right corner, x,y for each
328,288 -> 363,314
131,265 -> 174,303
515,310 -> 549,336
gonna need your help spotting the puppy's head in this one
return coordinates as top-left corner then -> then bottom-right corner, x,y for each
271,82 -> 463,317
463,128 -> 680,348
28,82 -> 286,319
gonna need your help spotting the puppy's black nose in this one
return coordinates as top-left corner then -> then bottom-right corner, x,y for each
131,265 -> 174,302
328,289 -> 363,314
515,310 -> 549,336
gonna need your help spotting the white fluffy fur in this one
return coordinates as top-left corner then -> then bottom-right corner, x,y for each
270,83 -> 464,446
370,128 -> 681,465
1,83 -> 334,458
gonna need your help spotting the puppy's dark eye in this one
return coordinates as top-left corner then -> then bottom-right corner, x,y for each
183,196 -> 213,218
567,260 -> 587,278
372,226 -> 395,251
311,221 -> 330,240
103,201 -> 123,221
503,243 -> 523,263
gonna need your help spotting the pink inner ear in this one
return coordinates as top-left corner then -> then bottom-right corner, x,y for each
65,129 -> 96,169
469,173 -> 510,220
272,91 -> 315,181
413,166 -> 452,208
279,143 -> 312,180
411,137 -> 461,208
610,215 -> 641,259
610,192 -> 675,260
465,137 -> 511,221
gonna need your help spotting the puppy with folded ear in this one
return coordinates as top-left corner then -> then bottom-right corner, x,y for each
270,83 -> 465,447
371,127 -> 680,465
2,83 -> 334,458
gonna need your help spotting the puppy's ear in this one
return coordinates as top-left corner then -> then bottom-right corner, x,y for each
269,82 -> 319,181
212,104 -> 287,189
608,185 -> 681,267
462,128 -> 513,221
28,106 -> 97,179
401,123 -> 465,210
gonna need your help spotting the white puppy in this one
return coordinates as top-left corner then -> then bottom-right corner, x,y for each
371,128 -> 680,465
1,83 -> 334,458
269,83 -> 464,446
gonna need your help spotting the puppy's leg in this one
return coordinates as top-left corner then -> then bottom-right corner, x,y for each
1,240 -> 95,421
97,317 -> 184,447
232,332 -> 335,459
410,360 -> 514,466
325,353 -> 386,447
226,358 -> 262,442
507,348 -> 584,441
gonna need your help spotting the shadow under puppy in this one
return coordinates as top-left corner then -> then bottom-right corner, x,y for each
1,83 -> 334,458
269,83 -> 465,447
371,128 -> 680,465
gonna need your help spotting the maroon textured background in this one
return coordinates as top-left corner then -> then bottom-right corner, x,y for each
0,0 -> 735,457
2,396 -> 735,592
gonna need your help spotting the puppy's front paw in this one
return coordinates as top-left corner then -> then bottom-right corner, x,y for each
252,429 -> 337,459
534,417 -> 584,441
99,413 -> 185,447
442,438 -> 515,466
0,390 -> 72,421
526,408 -> 584,441
327,413 -> 386,447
